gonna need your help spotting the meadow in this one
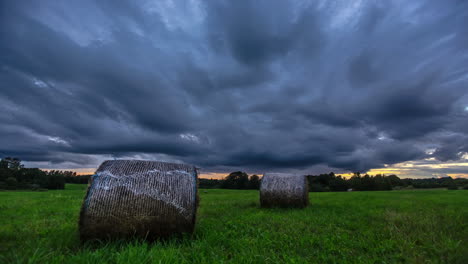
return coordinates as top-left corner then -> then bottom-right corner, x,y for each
0,184 -> 467,263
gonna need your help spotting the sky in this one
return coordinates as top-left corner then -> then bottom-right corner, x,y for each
1,0 -> 468,179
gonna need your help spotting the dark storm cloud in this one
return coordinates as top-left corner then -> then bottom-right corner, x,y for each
1,0 -> 468,173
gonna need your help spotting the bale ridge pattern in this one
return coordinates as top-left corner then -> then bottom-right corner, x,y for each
79,160 -> 198,241
260,173 -> 309,208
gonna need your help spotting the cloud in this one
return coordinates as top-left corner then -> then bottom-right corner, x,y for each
1,0 -> 468,175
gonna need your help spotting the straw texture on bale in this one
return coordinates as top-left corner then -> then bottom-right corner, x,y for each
260,173 -> 309,208
79,160 -> 198,241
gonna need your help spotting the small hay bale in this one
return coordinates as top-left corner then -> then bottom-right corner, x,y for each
79,160 -> 198,241
260,173 -> 309,208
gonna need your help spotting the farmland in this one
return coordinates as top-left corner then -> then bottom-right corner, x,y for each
0,184 -> 467,263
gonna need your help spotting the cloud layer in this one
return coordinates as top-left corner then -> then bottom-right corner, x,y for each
1,0 -> 468,174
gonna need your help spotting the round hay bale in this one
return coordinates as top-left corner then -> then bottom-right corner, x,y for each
79,160 -> 198,241
260,173 -> 309,208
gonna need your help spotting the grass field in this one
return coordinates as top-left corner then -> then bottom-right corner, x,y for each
0,184 -> 467,263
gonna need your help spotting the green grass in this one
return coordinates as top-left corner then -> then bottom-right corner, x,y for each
0,185 -> 467,263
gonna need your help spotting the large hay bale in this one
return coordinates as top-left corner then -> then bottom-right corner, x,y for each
260,173 -> 309,208
79,160 -> 198,241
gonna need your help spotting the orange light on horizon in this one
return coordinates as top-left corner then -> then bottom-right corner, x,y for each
42,168 -> 230,179
41,159 -> 468,179
198,172 -> 228,179
41,168 -> 96,175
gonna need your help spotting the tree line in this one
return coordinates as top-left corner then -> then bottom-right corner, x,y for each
199,172 -> 468,191
0,157 -> 71,190
199,171 -> 261,189
1,156 -> 467,191
64,170 -> 261,189
307,172 -> 468,191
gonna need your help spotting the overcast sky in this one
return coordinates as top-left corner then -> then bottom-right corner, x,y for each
1,0 -> 468,178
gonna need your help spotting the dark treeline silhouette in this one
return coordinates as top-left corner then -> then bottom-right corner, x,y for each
403,177 -> 468,190
2,157 -> 467,191
200,171 -> 261,190
308,172 -> 468,191
0,157 -> 70,190
308,172 -> 400,192
65,174 -> 91,184
199,171 -> 468,191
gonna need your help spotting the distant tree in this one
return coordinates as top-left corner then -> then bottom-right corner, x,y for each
248,175 -> 260,189
0,159 -> 8,169
385,175 -> 402,188
309,183 -> 327,192
349,174 -> 362,190
317,173 -> 334,186
1,157 -> 23,170
307,172 -> 466,192
47,175 -> 65,190
222,171 -> 249,189
0,158 -> 69,190
329,176 -> 349,191
5,177 -> 17,189
17,168 -> 46,184
373,174 -> 392,190
0,167 -> 14,182
64,174 -> 90,184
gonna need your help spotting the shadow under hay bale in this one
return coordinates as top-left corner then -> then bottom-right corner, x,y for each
79,160 -> 199,242
260,173 -> 309,208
